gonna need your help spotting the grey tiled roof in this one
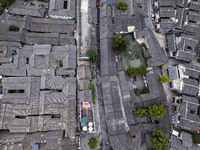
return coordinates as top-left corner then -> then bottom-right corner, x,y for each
8,5 -> 45,17
48,0 -> 75,19
25,16 -> 75,34
189,1 -> 200,12
160,19 -> 175,29
0,76 -> 76,137
168,66 -> 179,80
159,0 -> 174,7
160,7 -> 175,18
166,34 -> 176,52
184,65 -> 200,79
135,29 -> 168,66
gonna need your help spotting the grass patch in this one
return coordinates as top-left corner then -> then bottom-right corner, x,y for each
121,34 -> 146,70
88,83 -> 96,104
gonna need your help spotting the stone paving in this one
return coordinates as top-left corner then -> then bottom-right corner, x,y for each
133,74 -> 145,90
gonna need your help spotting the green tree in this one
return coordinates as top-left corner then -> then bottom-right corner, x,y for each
127,68 -> 138,77
88,137 -> 98,149
117,1 -> 127,11
86,50 -> 98,62
112,34 -> 127,52
135,108 -> 148,118
160,73 -> 171,83
150,129 -> 168,150
0,0 -> 15,7
138,66 -> 147,76
148,104 -> 166,118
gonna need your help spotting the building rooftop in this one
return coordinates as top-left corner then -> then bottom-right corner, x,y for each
166,34 -> 176,52
48,0 -> 76,19
0,44 -> 76,77
0,76 -> 76,137
25,16 -> 75,35
135,29 -> 168,67
179,95 -> 200,131
159,0 -> 174,7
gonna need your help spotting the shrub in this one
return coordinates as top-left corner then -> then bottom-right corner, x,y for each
59,61 -> 63,67
134,88 -> 141,96
141,87 -> 150,94
117,1 -> 127,11
88,137 -> 98,149
138,66 -> 147,76
192,132 -> 200,144
9,25 -> 19,31
148,104 -> 166,118
135,108 -> 148,118
150,129 -> 168,150
39,3 -> 44,7
160,73 -> 171,83
88,83 -> 96,104
86,50 -> 98,62
161,64 -> 166,69
127,68 -> 138,77
197,58 -> 200,63
155,29 -> 160,33
30,2 -> 35,6
0,5 -> 3,15
112,34 -> 127,52
72,17 -> 76,20
141,42 -> 147,50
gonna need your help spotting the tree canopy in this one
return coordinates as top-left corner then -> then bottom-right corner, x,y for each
127,68 -> 138,77
160,73 -> 171,83
148,104 -> 166,118
117,1 -> 127,11
150,129 -> 168,150
0,0 -> 15,15
135,108 -> 148,118
0,0 -> 14,7
86,50 -> 98,62
112,34 -> 127,52
88,137 -> 98,149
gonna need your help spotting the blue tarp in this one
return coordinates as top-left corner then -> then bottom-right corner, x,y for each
82,117 -> 88,123
106,0 -> 113,5
32,144 -> 39,150
81,122 -> 86,127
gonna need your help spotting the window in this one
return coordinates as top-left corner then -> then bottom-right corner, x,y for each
63,1 -> 68,9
